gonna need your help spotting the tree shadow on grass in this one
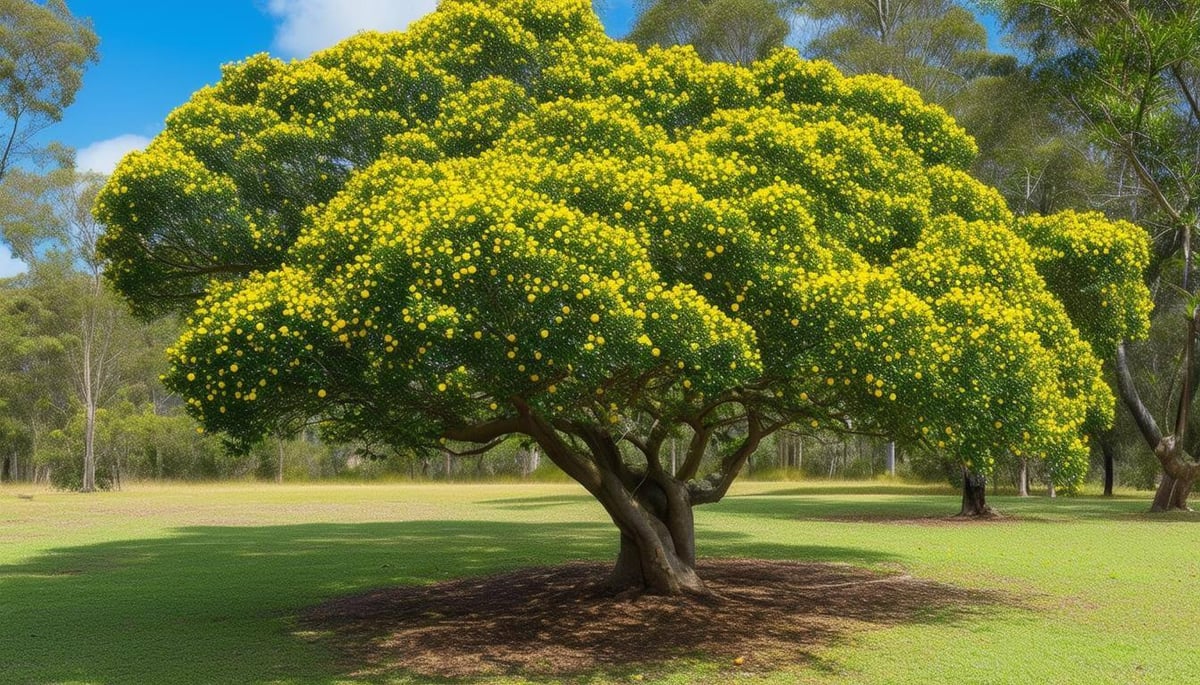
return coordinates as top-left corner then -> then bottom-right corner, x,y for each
301,559 -> 1011,682
0,518 -> 912,684
478,493 -> 595,510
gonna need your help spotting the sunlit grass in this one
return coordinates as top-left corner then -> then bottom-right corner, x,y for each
1,480 -> 1197,684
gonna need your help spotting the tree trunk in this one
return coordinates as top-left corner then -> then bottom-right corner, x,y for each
1,454 -> 10,483
82,400 -> 96,492
598,472 -> 705,596
276,437 -> 285,484
1114,344 -> 1199,511
958,468 -> 998,517
1151,473 -> 1196,512
1102,435 -> 1116,496
1017,458 -> 1029,497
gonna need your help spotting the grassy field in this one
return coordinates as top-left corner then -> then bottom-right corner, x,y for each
1,480 -> 1198,684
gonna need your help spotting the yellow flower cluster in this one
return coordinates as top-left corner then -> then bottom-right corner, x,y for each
97,0 -> 1150,483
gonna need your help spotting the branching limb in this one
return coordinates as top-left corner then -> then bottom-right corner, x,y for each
690,411 -> 768,506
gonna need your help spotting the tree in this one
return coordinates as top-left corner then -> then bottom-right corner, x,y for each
4,166 -> 132,491
795,0 -> 1011,106
992,0 -> 1200,510
97,0 -> 1149,594
0,0 -> 98,180
629,0 -> 791,64
0,284 -> 60,482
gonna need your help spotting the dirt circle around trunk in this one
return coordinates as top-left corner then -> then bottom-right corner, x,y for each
300,559 -> 1002,679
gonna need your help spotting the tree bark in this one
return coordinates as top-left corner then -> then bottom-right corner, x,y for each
1115,344 -> 1199,510
594,470 -> 706,595
1017,458 -> 1029,497
82,399 -> 96,493
1151,472 -> 1196,512
1101,434 -> 1115,497
958,468 -> 998,517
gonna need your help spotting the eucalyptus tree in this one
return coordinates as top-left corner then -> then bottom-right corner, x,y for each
628,0 -> 792,63
4,166 -> 134,491
0,0 -> 98,180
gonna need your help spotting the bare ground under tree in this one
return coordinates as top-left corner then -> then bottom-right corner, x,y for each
300,559 -> 1008,680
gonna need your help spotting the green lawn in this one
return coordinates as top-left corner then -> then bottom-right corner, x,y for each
1,481 -> 1197,684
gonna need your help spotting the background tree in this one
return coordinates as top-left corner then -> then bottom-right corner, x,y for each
991,0 -> 1200,510
4,166 -> 137,491
0,285 -> 60,481
0,0 -> 98,180
629,0 -> 791,63
97,0 -> 1149,593
795,0 -> 1011,106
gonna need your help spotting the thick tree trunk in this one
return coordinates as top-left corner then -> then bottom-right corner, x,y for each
958,468 -> 998,517
598,472 -> 705,595
1114,344 -> 1199,512
1151,473 -> 1196,512
1017,458 -> 1029,497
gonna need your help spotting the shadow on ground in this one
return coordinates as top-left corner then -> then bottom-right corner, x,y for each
302,559 -> 1010,681
0,518 -> 914,684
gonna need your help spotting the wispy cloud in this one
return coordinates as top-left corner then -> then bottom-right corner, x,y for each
77,134 -> 151,175
265,0 -> 438,58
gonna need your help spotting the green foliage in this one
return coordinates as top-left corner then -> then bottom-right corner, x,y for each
796,0 -> 1013,105
97,0 -> 1151,490
629,0 -> 791,64
0,0 -> 98,179
992,0 -> 1200,267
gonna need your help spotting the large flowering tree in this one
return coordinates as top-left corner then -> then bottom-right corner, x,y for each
96,0 -> 1150,594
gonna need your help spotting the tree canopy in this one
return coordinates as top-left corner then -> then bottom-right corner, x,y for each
97,0 -> 1151,592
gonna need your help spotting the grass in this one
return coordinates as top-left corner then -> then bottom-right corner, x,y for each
1,480 -> 1197,684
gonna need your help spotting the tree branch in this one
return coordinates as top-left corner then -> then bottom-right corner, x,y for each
689,411 -> 767,506
442,417 -> 522,444
1115,342 -> 1163,448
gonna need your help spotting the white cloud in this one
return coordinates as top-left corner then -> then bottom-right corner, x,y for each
0,244 -> 27,279
265,0 -> 439,58
77,134 -> 151,175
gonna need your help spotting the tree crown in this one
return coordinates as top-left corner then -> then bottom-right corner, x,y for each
96,0 -> 1151,488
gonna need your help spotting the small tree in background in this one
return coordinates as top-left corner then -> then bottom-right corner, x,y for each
97,0 -> 1150,593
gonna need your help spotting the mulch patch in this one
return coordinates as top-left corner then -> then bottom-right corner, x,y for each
300,559 -> 1005,679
